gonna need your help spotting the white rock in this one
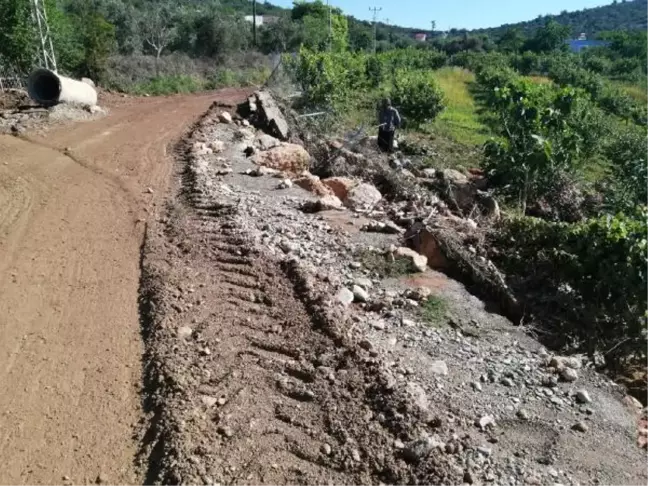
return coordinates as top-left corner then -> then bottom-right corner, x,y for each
575,389 -> 591,404
278,179 -> 293,189
219,111 -> 233,123
394,247 -> 428,273
354,277 -> 373,289
352,285 -> 369,303
201,395 -> 218,407
430,360 -> 448,376
477,415 -> 496,430
344,183 -> 382,210
177,326 -> 193,339
560,367 -> 578,382
209,140 -> 225,153
336,288 -> 354,307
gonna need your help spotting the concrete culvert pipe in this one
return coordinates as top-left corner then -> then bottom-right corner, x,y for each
27,69 -> 97,107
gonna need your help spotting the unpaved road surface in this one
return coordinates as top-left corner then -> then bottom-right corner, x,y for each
0,90 -> 245,484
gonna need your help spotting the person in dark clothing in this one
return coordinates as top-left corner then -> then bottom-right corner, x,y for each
377,98 -> 401,153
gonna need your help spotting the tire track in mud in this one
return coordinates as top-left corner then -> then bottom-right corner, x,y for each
138,107 -> 465,485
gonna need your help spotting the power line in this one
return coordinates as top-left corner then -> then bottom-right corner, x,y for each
30,0 -> 57,72
369,7 -> 382,54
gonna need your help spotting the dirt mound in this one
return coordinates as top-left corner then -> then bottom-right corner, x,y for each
0,89 -> 33,110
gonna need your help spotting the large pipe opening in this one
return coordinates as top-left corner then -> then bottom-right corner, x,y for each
27,69 -> 98,107
28,69 -> 62,106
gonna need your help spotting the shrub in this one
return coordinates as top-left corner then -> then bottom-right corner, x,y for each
482,79 -> 607,214
602,125 -> 648,212
492,211 -> 647,368
388,69 -> 445,128
131,75 -> 205,95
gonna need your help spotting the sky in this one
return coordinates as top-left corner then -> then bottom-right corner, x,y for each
268,0 -> 617,30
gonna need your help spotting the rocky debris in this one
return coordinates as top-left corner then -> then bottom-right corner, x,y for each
573,421 -> 589,432
361,220 -> 403,235
244,165 -> 279,177
403,226 -> 449,269
403,436 -> 444,463
294,172 -> 333,197
344,183 -> 382,211
560,367 -> 579,382
352,285 -> 370,303
177,326 -> 193,339
219,111 -> 233,124
549,355 -> 582,370
255,133 -> 282,151
430,360 -> 448,376
477,415 -> 496,430
336,288 -> 354,307
238,90 -> 289,140
277,179 -> 293,190
209,140 -> 225,153
405,222 -> 522,324
301,195 -> 344,213
393,247 -> 428,273
161,101 -> 648,486
322,177 -> 356,201
576,389 -> 592,404
251,143 -> 310,173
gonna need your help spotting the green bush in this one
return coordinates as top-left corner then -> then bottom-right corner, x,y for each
388,69 -> 445,128
603,125 -> 648,212
493,211 -> 647,368
131,75 -> 205,95
481,77 -> 607,212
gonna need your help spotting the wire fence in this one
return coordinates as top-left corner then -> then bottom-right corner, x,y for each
0,65 -> 26,92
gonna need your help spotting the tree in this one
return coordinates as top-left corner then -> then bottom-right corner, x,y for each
259,17 -> 302,53
498,28 -> 525,53
139,2 -> 177,61
523,20 -> 571,53
0,0 -> 38,73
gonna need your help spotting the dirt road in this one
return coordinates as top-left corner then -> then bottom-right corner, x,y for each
0,90 -> 245,484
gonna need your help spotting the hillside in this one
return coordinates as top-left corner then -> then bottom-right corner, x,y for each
466,0 -> 647,38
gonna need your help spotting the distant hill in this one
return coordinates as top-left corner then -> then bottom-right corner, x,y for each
470,0 -> 647,38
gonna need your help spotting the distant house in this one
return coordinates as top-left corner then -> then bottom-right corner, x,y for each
244,15 -> 280,26
566,33 -> 609,53
414,33 -> 427,42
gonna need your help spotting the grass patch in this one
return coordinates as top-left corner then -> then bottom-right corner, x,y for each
420,295 -> 449,325
613,81 -> 648,105
131,75 -> 206,96
429,67 -> 491,146
127,67 -> 271,96
358,250 -> 419,278
524,75 -> 553,85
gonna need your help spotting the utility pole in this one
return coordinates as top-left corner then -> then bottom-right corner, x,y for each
252,0 -> 257,47
327,0 -> 332,51
30,0 -> 57,72
369,6 -> 382,54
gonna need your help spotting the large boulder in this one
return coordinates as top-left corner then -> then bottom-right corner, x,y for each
394,247 -> 428,273
239,90 -> 289,140
255,133 -> 281,151
344,183 -> 382,211
322,177 -> 356,201
251,143 -> 310,173
294,172 -> 333,197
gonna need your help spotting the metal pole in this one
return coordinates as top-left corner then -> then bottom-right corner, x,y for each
369,7 -> 382,54
327,0 -> 332,51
